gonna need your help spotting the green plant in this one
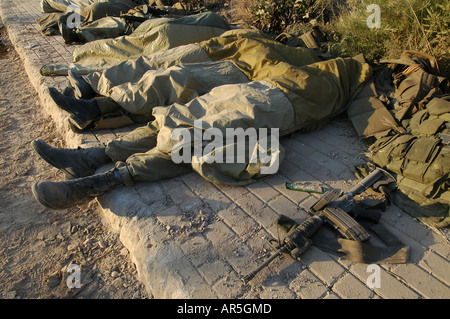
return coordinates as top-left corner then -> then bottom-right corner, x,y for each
251,0 -> 312,34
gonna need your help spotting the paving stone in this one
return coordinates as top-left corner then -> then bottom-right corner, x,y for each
332,273 -> 374,299
288,269 -> 330,299
349,263 -> 420,299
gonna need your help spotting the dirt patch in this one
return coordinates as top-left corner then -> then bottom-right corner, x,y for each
0,25 -> 150,299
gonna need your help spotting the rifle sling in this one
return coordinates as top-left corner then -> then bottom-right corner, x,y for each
312,223 -> 410,264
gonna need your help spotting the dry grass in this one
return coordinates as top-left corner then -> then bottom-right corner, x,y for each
325,0 -> 449,76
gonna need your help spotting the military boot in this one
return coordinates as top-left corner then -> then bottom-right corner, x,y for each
32,168 -> 124,210
59,22 -> 81,44
32,139 -> 111,179
48,87 -> 101,130
68,70 -> 97,99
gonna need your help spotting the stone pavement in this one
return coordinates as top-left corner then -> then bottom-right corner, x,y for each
1,0 -> 449,299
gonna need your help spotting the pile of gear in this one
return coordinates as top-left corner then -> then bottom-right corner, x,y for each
346,51 -> 449,229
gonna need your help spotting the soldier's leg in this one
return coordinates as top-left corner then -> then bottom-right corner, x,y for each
115,149 -> 192,186
32,167 -> 124,210
32,121 -> 160,179
68,70 -> 96,99
31,121 -> 187,209
48,87 -> 124,130
32,139 -> 111,180
105,122 -> 160,162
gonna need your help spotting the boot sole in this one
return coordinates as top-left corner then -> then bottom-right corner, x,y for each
32,140 -> 78,180
68,116 -> 94,131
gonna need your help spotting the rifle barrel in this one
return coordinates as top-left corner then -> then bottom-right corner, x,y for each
241,247 -> 287,283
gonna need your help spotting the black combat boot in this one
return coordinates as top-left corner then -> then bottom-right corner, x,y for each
48,87 -> 101,130
32,168 -> 124,210
59,22 -> 81,44
32,139 -> 112,179
68,70 -> 97,99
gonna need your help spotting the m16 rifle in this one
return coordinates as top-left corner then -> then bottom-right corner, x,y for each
242,167 -> 388,283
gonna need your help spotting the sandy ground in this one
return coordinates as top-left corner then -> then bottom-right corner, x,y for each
0,25 -> 150,299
